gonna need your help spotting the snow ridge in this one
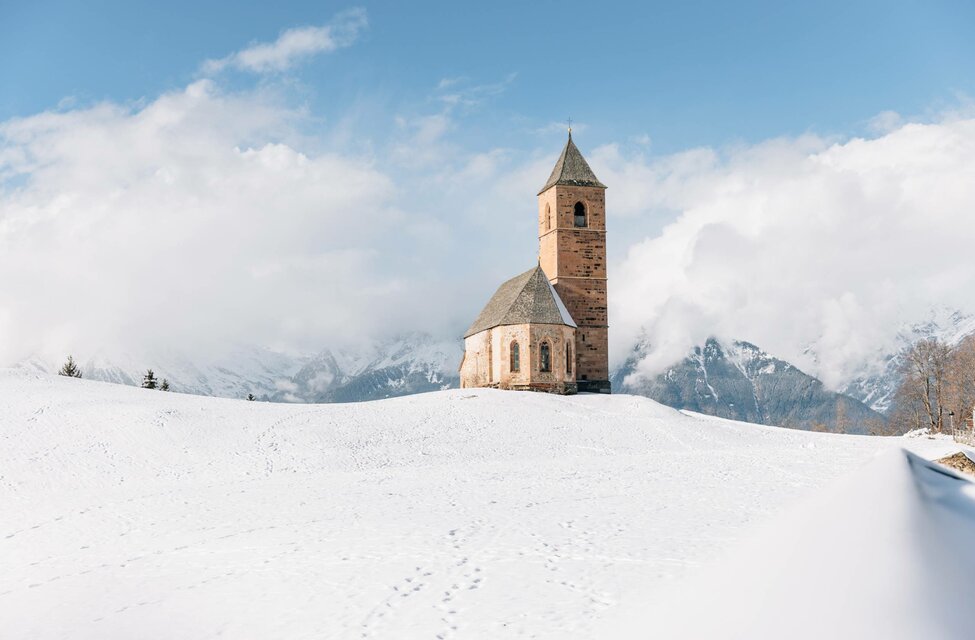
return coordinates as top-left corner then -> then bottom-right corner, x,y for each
0,369 -> 959,638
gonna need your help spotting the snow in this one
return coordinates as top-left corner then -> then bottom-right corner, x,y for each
607,449 -> 975,639
0,368 -> 966,638
545,279 -> 578,328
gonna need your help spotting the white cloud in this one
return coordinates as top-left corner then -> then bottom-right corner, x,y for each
631,133 -> 652,147
607,114 -> 975,388
202,8 -> 367,75
867,110 -> 902,134
0,80 -> 433,365
435,73 -> 517,109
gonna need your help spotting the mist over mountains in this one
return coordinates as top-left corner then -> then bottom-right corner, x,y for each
613,337 -> 883,433
19,307 -> 975,433
18,333 -> 461,404
838,308 -> 975,414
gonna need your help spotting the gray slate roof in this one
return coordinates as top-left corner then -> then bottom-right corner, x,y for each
464,266 -> 577,338
538,133 -> 607,194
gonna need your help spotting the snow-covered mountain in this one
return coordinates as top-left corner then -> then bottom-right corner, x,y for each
19,333 -> 462,403
840,308 -> 975,414
270,333 -> 461,403
613,337 -> 884,433
15,344 -> 309,399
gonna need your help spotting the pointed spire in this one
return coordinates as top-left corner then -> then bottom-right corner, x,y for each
538,132 -> 606,194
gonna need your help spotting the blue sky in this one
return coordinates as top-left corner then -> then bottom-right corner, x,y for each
3,1 -> 975,381
3,0 -> 975,153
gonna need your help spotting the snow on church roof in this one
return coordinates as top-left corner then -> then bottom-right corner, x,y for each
464,266 -> 576,338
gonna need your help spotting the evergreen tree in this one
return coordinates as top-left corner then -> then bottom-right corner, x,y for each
142,369 -> 158,390
58,355 -> 83,378
160,379 -> 170,392
246,393 -> 256,401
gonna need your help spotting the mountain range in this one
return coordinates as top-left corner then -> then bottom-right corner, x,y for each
19,308 -> 975,433
612,337 -> 884,433
18,333 -> 461,404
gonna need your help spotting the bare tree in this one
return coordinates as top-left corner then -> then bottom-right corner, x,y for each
892,338 -> 952,433
866,418 -> 898,437
945,335 -> 975,429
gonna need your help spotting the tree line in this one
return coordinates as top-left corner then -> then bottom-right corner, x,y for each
890,335 -> 975,434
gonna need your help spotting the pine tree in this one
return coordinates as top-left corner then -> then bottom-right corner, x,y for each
246,393 -> 256,401
58,355 -> 83,378
160,379 -> 170,392
142,369 -> 158,390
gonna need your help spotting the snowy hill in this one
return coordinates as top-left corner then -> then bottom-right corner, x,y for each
607,448 -> 975,639
1,368 -> 966,639
841,308 -> 975,413
614,337 -> 883,432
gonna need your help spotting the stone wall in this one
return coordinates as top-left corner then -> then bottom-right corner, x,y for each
460,324 -> 577,393
537,183 -> 610,391
459,330 -> 492,388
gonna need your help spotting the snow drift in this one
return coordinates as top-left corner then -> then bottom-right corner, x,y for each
0,369 -> 965,638
607,449 -> 975,639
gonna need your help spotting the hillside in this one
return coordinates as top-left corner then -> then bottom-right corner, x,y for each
1,369 -> 967,638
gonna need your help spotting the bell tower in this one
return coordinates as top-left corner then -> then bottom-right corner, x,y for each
537,132 -> 611,393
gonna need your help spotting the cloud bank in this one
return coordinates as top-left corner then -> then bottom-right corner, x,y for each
0,80 -> 414,364
604,115 -> 975,387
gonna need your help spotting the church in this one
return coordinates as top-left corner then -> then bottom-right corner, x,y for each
459,132 -> 611,394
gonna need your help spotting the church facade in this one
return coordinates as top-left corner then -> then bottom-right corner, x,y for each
459,133 -> 611,394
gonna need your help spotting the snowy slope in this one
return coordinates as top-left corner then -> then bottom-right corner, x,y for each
0,369 -> 961,639
608,449 -> 975,639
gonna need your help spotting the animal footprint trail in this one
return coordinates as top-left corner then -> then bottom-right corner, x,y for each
358,565 -> 433,638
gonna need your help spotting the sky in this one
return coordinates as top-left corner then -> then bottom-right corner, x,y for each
3,0 -> 975,386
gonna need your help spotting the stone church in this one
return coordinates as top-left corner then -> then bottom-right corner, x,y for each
459,132 -> 610,394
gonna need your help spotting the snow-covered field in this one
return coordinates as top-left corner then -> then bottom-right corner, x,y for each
0,369 -> 966,638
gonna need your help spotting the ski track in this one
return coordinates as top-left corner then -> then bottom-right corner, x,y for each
0,369 -> 957,639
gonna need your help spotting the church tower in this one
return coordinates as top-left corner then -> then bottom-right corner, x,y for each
537,132 -> 611,393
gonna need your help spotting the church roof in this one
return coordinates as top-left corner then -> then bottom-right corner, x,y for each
464,266 -> 577,338
538,132 -> 607,194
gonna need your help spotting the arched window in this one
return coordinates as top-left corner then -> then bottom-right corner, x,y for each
540,341 -> 551,372
545,204 -> 551,231
510,341 -> 520,373
566,342 -> 572,374
574,201 -> 587,227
